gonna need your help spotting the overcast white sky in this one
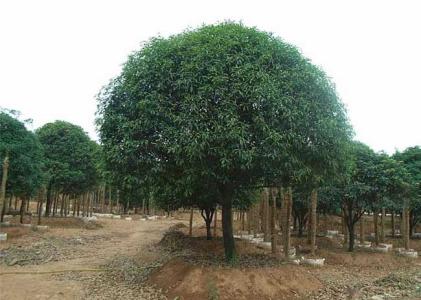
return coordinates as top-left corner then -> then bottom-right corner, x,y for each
1,0 -> 420,153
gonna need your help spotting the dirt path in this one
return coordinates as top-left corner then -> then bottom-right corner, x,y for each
0,218 -> 178,300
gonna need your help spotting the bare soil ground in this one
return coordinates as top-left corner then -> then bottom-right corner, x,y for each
1,213 -> 420,300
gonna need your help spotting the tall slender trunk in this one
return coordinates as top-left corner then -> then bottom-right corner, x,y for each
52,193 -> 58,217
189,207 -> 193,236
80,194 -> 84,217
306,212 -> 311,243
348,224 -> 355,252
101,184 -> 105,213
19,198 -> 26,223
310,189 -> 317,255
247,209 -> 252,234
0,154 -> 10,223
90,193 -> 94,217
60,194 -> 65,217
85,192 -> 91,217
359,216 -> 365,244
37,188 -> 44,225
373,210 -> 379,246
403,202 -> 410,250
263,190 -> 270,242
45,183 -> 52,217
391,212 -> 395,237
282,187 -> 292,259
271,187 -> 277,254
73,198 -> 76,216
409,210 -> 414,237
77,196 -> 81,216
213,207 -> 218,238
64,195 -> 70,217
117,190 -> 120,214
253,203 -> 259,237
342,210 -> 348,246
380,207 -> 385,243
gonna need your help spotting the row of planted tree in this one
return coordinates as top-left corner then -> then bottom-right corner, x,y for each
183,175 -> 416,260
0,110 -> 158,225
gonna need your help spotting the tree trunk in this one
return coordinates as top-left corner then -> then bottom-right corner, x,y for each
380,207 -> 385,243
348,224 -> 355,252
73,197 -> 76,216
391,212 -> 395,237
189,207 -> 193,236
409,210 -> 414,237
359,216 -> 365,244
373,210 -> 379,246
60,194 -> 65,217
247,209 -> 252,234
77,196 -> 81,216
101,184 -> 105,213
116,190 -> 120,215
81,195 -> 85,216
205,216 -> 212,240
263,189 -> 270,242
271,187 -> 277,254
282,187 -> 292,259
310,189 -> 317,256
213,207 -> 218,238
298,217 -> 304,237
342,210 -> 348,246
221,196 -> 236,262
52,193 -> 58,217
19,198 -> 26,223
107,186 -> 112,214
37,189 -> 44,225
86,193 -> 90,217
200,207 -> 214,240
45,183 -> 52,217
90,193 -> 94,217
306,212 -> 311,243
403,203 -> 410,250
2,154 -> 11,221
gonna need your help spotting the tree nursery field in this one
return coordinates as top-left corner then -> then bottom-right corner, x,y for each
0,211 -> 420,299
1,22 -> 420,300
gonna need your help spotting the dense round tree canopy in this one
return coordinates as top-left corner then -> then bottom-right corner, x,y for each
36,121 -> 98,196
0,111 -> 44,200
97,22 -> 352,260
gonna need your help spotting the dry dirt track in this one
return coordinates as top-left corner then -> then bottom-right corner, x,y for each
0,217 -> 179,300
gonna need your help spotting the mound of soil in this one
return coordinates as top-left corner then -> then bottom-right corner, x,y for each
148,258 -> 322,300
168,222 -> 187,231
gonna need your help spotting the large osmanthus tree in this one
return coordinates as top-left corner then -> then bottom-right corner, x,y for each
97,23 -> 351,261
36,121 -> 98,216
0,110 -> 45,221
